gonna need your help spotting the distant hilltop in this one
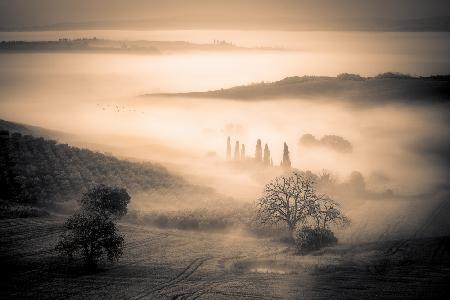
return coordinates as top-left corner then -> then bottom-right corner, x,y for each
146,73 -> 450,104
0,38 -> 283,54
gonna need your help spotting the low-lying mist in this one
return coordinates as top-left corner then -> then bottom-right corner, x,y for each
0,31 -> 448,243
68,95 -> 447,243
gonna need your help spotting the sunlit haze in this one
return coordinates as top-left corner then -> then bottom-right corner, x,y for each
1,1 -> 450,298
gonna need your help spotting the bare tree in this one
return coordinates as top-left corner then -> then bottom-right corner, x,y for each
309,195 -> 350,230
256,170 -> 317,237
257,170 -> 349,238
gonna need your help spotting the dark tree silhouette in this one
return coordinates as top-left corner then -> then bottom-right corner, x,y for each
241,144 -> 245,160
255,139 -> 262,162
56,210 -> 124,269
226,136 -> 231,160
281,142 -> 291,169
57,185 -> 130,268
263,144 -> 271,166
234,141 -> 240,160
80,184 -> 130,218
337,73 -> 364,81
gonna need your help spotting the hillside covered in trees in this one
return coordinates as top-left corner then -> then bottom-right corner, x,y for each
0,129 -> 189,205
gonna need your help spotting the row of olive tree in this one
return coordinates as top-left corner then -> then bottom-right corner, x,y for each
0,130 -> 178,205
256,170 -> 349,252
56,184 -> 130,269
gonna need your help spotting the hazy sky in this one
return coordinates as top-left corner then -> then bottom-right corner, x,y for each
1,0 -> 449,28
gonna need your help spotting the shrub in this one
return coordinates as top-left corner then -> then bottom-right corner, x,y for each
295,226 -> 337,254
133,209 -> 237,232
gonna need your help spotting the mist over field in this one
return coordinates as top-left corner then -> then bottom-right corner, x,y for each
1,31 -> 448,207
1,1 -> 450,298
1,31 -> 449,244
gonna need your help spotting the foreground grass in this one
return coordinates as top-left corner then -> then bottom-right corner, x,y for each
1,216 -> 449,299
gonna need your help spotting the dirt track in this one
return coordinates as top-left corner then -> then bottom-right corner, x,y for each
1,216 -> 449,299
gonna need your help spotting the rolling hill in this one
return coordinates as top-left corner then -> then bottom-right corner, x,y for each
0,120 -> 230,208
147,74 -> 450,104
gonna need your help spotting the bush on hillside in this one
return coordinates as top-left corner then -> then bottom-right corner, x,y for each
295,226 -> 337,254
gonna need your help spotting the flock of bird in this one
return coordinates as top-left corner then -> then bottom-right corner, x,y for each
96,103 -> 145,114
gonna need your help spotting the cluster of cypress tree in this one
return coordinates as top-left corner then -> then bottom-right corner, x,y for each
226,136 -> 291,169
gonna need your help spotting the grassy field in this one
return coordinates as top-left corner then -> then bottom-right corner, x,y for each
1,215 -> 449,299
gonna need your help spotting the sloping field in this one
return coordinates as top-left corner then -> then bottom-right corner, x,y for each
1,216 -> 449,299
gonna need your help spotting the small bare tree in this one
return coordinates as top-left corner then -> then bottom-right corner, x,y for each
256,170 -> 317,237
309,195 -> 350,230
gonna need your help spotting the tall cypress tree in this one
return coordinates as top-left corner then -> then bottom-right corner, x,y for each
226,136 -> 231,160
241,144 -> 246,160
281,142 -> 291,169
234,141 -> 240,161
255,139 -> 262,162
263,144 -> 271,166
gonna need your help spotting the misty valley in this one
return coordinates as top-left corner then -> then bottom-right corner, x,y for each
1,27 -> 450,300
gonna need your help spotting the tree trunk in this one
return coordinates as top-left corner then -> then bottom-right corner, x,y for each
83,245 -> 97,270
85,255 -> 97,270
288,223 -> 295,241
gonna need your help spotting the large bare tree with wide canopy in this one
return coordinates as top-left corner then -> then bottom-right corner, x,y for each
256,170 -> 348,237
